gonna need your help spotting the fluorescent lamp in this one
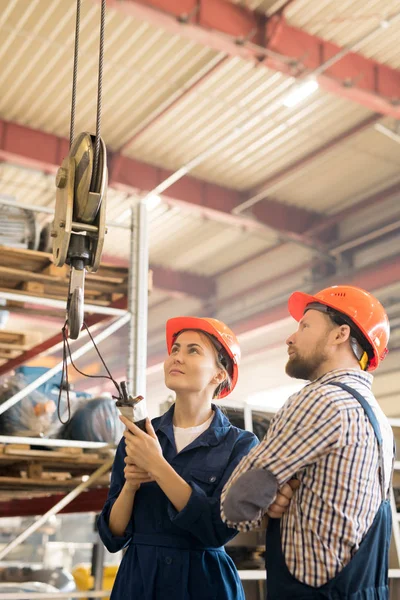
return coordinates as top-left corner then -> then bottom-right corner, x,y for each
283,79 -> 319,108
145,193 -> 161,211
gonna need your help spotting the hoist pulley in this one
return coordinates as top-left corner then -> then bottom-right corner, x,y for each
52,0 -> 107,340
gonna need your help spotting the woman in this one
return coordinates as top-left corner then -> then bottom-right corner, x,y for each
98,317 -> 292,599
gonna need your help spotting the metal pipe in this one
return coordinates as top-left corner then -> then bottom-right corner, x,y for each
243,404 -> 253,433
127,209 -> 136,391
0,291 -> 127,315
375,123 -> 400,145
0,196 -> 130,230
331,219 -> 400,255
92,536 -> 106,591
311,10 -> 400,78
0,435 -> 111,449
0,313 -> 130,416
390,488 -> 400,574
72,221 -> 99,233
233,114 -> 381,214
0,456 -> 114,561
127,201 -> 149,397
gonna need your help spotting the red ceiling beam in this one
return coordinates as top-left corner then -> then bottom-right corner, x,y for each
231,253 -> 400,336
0,119 -> 322,236
216,177 -> 400,282
131,250 -> 400,365
0,120 -> 68,173
103,254 -> 216,300
109,153 -> 241,212
112,158 -> 321,234
266,17 -> 400,118
307,180 -> 400,238
153,266 -> 216,299
101,0 -> 400,118
102,0 -> 265,58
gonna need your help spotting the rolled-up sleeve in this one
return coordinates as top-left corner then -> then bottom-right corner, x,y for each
97,439 -> 133,553
221,388 -> 343,531
168,431 -> 259,548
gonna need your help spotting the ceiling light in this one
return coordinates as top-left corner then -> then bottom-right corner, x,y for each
145,193 -> 161,211
283,79 -> 319,108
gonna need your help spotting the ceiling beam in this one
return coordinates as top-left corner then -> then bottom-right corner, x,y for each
244,114 -> 381,208
102,254 -> 216,300
100,0 -> 400,118
0,119 -> 322,237
231,253 -> 400,337
146,252 -> 400,365
216,177 -> 400,278
266,16 -> 400,118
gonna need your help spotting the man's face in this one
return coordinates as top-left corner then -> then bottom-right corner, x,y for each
285,309 -> 333,381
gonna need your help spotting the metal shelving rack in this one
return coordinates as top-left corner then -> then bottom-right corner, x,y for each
0,201 -> 150,596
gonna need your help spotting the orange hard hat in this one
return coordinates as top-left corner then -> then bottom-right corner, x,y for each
288,285 -> 390,371
166,317 -> 240,398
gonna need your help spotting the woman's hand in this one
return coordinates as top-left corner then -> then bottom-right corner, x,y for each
121,416 -> 164,476
123,458 -> 154,493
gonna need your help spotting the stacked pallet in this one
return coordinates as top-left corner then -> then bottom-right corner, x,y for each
0,246 -> 128,306
0,442 -> 113,496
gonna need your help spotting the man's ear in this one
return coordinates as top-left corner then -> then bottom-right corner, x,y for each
334,324 -> 351,345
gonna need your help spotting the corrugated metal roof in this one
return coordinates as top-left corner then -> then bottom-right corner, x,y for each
0,0 -> 381,197
0,164 -> 54,228
285,0 -> 400,68
0,0 -> 221,146
102,194 -> 279,272
126,62 -> 374,190
267,121 -> 400,212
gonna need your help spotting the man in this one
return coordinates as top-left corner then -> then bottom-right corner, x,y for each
221,285 -> 393,599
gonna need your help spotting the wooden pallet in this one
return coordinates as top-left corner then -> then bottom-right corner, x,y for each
0,443 -> 113,493
0,246 -> 130,365
0,246 -> 128,304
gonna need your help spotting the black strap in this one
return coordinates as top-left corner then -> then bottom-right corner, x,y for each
328,381 -> 387,500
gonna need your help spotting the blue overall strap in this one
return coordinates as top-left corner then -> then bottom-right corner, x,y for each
328,381 -> 386,500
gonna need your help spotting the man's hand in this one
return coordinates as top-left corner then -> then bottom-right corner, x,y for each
267,479 -> 300,519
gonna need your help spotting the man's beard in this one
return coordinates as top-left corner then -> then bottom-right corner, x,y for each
285,342 -> 328,381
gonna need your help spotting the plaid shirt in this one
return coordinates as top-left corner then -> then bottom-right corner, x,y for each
221,369 -> 394,587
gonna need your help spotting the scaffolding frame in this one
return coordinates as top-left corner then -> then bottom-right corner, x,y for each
0,200 -> 149,575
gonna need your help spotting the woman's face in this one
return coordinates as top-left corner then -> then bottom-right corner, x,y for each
164,330 -> 222,396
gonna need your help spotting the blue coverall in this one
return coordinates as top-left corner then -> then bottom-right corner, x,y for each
98,404 -> 259,600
